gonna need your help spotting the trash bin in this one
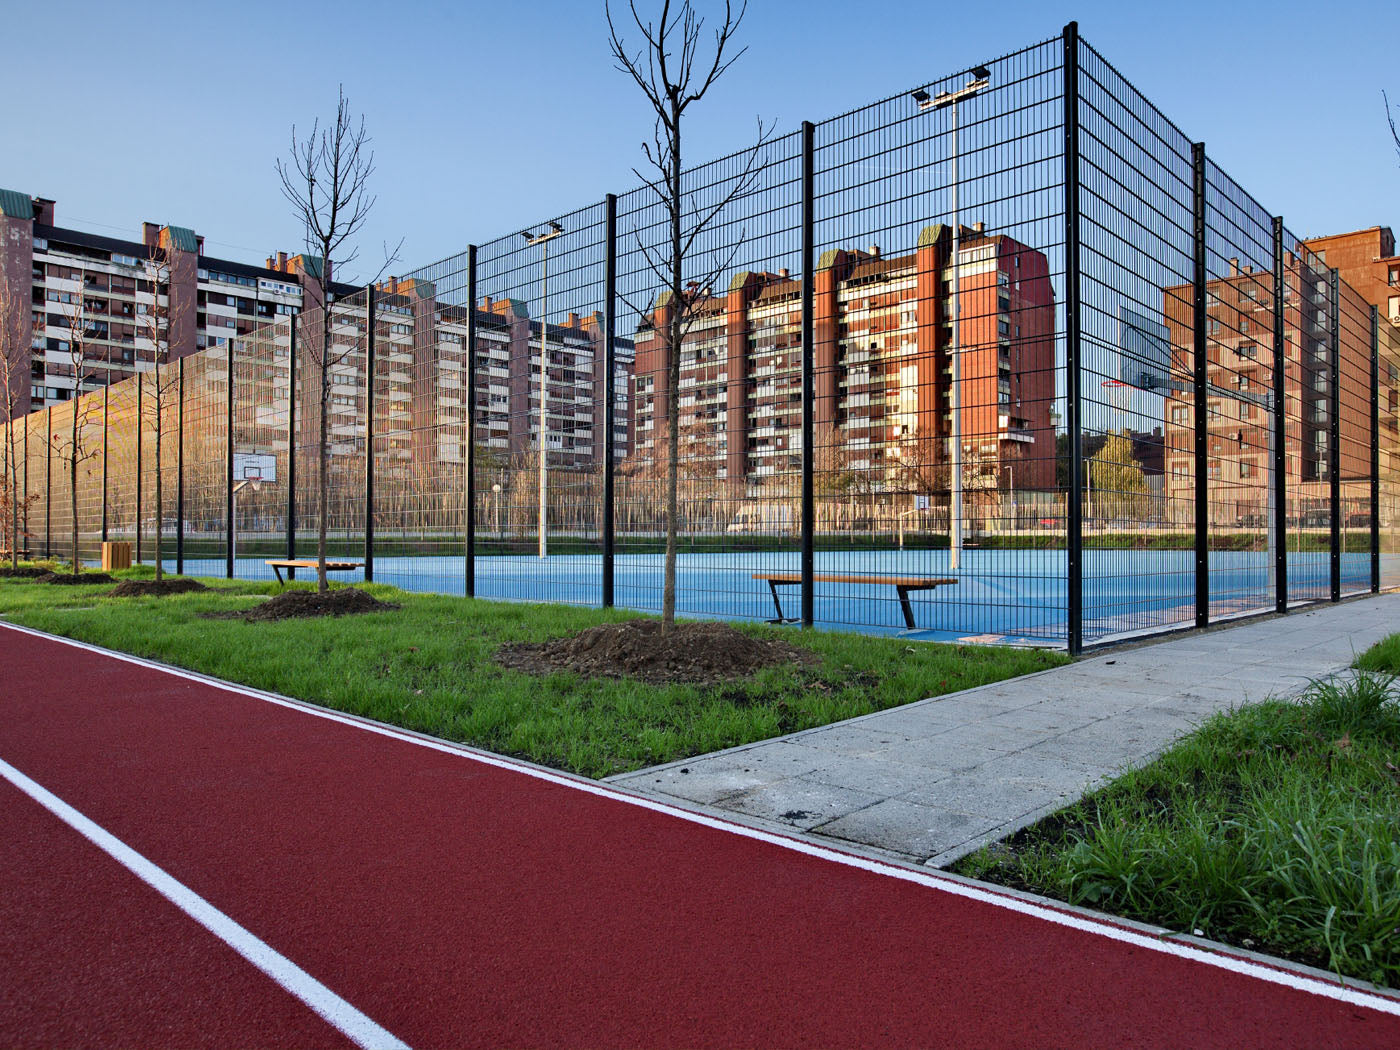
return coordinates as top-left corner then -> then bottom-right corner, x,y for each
101,541 -> 132,571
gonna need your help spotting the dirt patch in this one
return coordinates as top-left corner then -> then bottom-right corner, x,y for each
0,566 -> 53,579
235,587 -> 399,622
496,620 -> 820,686
38,572 -> 116,586
109,578 -> 210,598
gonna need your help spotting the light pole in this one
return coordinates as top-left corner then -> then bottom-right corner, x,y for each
915,66 -> 990,571
523,221 -> 564,557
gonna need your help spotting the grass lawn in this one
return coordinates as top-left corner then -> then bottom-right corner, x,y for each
954,641 -> 1400,989
0,564 -> 1065,779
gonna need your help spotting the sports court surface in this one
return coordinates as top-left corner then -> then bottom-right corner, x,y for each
2,621 -> 1398,1048
175,546 -> 1386,644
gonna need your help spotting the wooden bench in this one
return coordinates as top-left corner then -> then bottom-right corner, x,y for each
753,573 -> 958,630
264,559 -> 363,585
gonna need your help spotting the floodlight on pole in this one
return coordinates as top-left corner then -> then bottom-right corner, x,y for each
523,222 -> 565,557
913,70 -> 990,571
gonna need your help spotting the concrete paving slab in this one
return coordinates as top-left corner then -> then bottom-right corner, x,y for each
721,778 -> 886,831
811,797 -> 992,860
608,593 -> 1400,869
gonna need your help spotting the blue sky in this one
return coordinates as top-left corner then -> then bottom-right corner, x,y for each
2,0 -> 1395,282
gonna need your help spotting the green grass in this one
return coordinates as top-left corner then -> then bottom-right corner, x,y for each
954,659 -> 1400,988
0,565 -> 1065,779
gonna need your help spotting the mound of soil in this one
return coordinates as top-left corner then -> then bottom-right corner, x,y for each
0,566 -> 53,579
497,620 -> 820,685
109,578 -> 210,598
38,572 -> 116,586
240,587 -> 399,622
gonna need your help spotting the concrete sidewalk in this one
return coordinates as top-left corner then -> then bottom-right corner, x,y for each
609,593 -> 1400,868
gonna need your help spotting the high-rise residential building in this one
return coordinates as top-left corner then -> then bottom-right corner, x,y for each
0,189 -> 347,423
629,223 -> 1056,495
0,190 -> 634,476
1160,235 -> 1389,524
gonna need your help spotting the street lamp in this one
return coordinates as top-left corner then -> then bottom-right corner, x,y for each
522,221 -> 564,558
915,66 -> 990,572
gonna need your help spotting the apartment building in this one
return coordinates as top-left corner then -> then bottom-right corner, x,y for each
630,223 -> 1056,495
0,189 -> 353,423
1160,241 -> 1379,522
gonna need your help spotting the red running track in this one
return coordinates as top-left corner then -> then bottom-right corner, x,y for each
1,620 -> 1397,1049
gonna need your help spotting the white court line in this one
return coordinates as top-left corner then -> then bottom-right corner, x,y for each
3,619 -> 1399,1021
0,755 -> 410,1050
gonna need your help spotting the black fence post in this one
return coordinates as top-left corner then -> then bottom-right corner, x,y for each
465,248 -> 478,599
1372,304 -> 1381,593
136,371 -> 143,564
1063,21 -> 1084,655
176,357 -> 184,576
602,198 -> 617,608
286,318 -> 296,578
100,386 -> 109,543
1191,142 -> 1209,629
1271,217 -> 1287,613
225,337 -> 234,580
364,284 -> 376,583
800,120 -> 816,628
44,406 -> 51,559
1329,269 -> 1340,602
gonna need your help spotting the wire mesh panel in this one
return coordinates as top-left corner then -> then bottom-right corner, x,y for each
1201,161 -> 1279,620
1381,317 -> 1400,589
806,37 -> 1065,640
1075,39 -> 1195,642
231,319 -> 290,581
25,412 -> 47,558
391,251 -> 476,594
104,375 -> 139,561
181,341 -> 229,572
46,398 -> 75,567
613,131 -> 803,624
466,200 -> 611,606
1337,280 -> 1374,595
1280,229 -> 1332,604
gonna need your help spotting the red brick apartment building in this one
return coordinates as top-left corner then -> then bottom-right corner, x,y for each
630,223 -> 1056,497
0,190 -> 633,475
1161,227 -> 1399,522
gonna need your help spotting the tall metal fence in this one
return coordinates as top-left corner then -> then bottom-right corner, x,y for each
7,23 -> 1397,653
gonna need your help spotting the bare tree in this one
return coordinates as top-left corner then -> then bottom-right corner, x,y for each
277,87 -> 396,593
608,0 -> 769,628
139,239 -> 188,580
49,275 -> 102,574
1387,90 -> 1400,166
0,275 -> 31,566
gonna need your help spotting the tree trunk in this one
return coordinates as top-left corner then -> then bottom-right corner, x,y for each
154,412 -> 163,581
7,428 -> 16,569
69,410 -> 79,575
317,355 -> 329,594
663,100 -> 683,629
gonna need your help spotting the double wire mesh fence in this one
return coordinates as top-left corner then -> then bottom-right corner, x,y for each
6,23 -> 1397,652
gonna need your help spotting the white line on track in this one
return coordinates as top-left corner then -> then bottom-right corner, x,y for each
0,755 -> 410,1050
4,619 -> 1399,1020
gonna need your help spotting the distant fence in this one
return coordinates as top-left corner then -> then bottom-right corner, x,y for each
7,23 -> 1398,651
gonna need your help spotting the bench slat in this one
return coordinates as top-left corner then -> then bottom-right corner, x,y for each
753,573 -> 956,589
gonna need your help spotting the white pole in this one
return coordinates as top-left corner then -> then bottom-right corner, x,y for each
538,240 -> 548,559
950,99 -> 963,571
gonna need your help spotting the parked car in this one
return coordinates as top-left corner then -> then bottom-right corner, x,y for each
1345,512 -> 1373,528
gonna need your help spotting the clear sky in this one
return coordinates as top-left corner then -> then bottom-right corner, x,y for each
2,0 -> 1395,282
